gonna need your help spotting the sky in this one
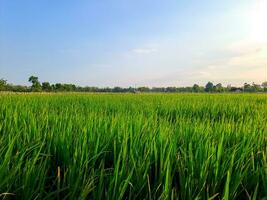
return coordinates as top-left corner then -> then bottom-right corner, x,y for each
0,0 -> 267,87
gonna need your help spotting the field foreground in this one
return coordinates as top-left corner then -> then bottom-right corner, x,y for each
0,93 -> 267,200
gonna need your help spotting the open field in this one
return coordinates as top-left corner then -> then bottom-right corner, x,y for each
0,93 -> 267,200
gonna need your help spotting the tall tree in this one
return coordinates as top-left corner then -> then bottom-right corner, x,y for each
0,79 -> 7,91
28,76 -> 41,92
215,83 -> 224,92
55,83 -> 63,91
252,83 -> 262,92
243,83 -> 251,92
137,87 -> 150,93
262,81 -> 267,92
192,84 -> 200,93
205,82 -> 214,92
42,82 -> 52,92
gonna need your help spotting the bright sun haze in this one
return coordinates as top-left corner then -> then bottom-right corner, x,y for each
249,0 -> 267,43
0,0 -> 266,87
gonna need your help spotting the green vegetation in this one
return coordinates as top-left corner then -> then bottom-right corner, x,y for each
0,93 -> 267,199
0,76 -> 267,93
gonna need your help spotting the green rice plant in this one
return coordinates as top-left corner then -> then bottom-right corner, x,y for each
0,93 -> 266,199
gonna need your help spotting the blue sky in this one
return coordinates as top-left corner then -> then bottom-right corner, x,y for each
0,0 -> 266,87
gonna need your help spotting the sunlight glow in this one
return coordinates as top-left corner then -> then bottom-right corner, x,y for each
249,0 -> 267,43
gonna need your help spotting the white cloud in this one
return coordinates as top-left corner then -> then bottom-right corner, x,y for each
226,40 -> 264,56
189,41 -> 267,84
132,48 -> 158,54
144,40 -> 267,86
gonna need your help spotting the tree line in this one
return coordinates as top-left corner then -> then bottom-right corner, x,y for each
0,76 -> 267,93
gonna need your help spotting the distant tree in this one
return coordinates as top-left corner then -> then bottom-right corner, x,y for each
54,83 -> 63,91
244,82 -> 262,92
28,76 -> 38,84
230,87 -> 243,92
252,82 -> 263,92
112,87 -> 123,93
42,82 -> 52,92
1,77 -> 266,93
10,85 -> 29,92
192,84 -> 200,93
128,87 -> 136,93
262,81 -> 267,92
137,87 -> 150,93
166,87 -> 177,93
205,82 -> 214,92
225,84 -> 231,92
102,87 -> 112,92
0,79 -> 7,91
28,76 -> 41,92
62,84 -> 76,92
151,87 -> 165,92
215,83 -> 224,92
243,83 -> 252,92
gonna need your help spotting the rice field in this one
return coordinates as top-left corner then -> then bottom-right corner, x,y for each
0,93 -> 267,200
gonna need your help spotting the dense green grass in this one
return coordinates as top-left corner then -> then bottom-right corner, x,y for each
0,93 -> 267,200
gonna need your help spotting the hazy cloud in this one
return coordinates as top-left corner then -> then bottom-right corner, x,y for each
188,41 -> 267,84
132,47 -> 158,54
142,40 -> 267,87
